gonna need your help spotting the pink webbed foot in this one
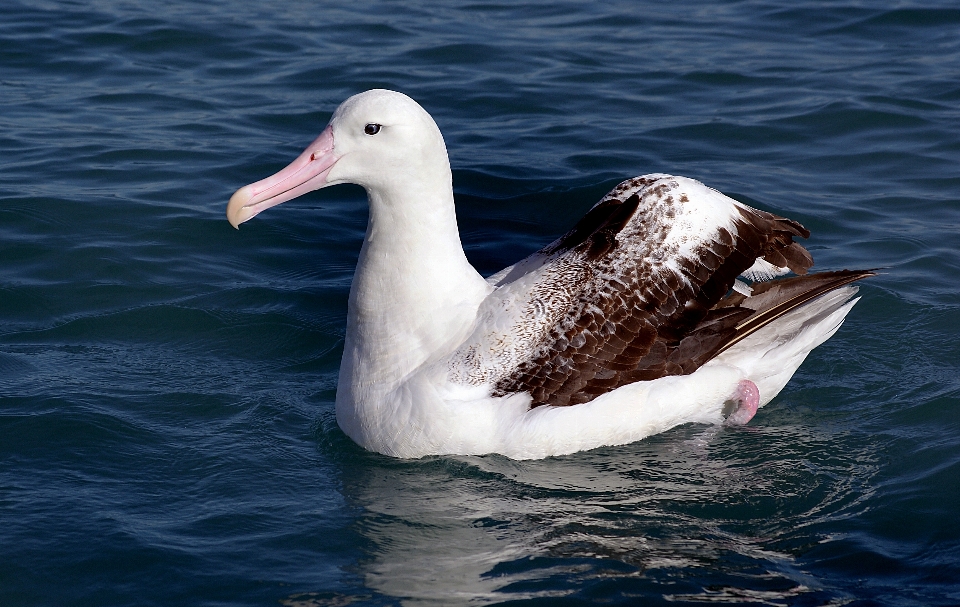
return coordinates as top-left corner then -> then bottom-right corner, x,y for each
725,379 -> 760,426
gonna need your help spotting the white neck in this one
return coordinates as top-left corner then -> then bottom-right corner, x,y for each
336,169 -> 492,422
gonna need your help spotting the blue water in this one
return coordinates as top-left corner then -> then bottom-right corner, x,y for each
2,1 -> 959,605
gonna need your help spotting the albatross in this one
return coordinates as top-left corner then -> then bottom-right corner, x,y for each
227,89 -> 872,460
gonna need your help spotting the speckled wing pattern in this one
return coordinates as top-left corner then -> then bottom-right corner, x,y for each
447,174 -> 869,408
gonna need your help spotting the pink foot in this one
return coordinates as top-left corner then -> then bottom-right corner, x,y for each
725,379 -> 760,426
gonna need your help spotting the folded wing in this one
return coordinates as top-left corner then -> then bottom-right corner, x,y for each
446,174 -> 871,408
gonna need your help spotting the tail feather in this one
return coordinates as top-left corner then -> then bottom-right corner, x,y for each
717,269 -> 876,355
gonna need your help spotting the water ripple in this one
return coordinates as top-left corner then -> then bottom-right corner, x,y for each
2,0 -> 959,605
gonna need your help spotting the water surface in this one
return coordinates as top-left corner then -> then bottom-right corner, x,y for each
2,1 -> 959,605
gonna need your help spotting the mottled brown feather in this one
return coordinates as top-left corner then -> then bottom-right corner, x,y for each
489,176 -> 868,408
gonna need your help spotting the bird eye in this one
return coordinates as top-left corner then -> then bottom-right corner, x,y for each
364,123 -> 382,135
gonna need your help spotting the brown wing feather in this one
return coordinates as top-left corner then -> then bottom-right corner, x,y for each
716,269 -> 876,354
492,176 -> 860,408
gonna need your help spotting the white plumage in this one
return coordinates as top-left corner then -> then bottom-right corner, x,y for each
227,89 -> 869,460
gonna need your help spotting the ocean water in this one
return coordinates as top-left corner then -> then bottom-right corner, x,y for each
2,0 -> 959,605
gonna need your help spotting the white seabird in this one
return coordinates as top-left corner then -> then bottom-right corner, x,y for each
227,89 -> 871,460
